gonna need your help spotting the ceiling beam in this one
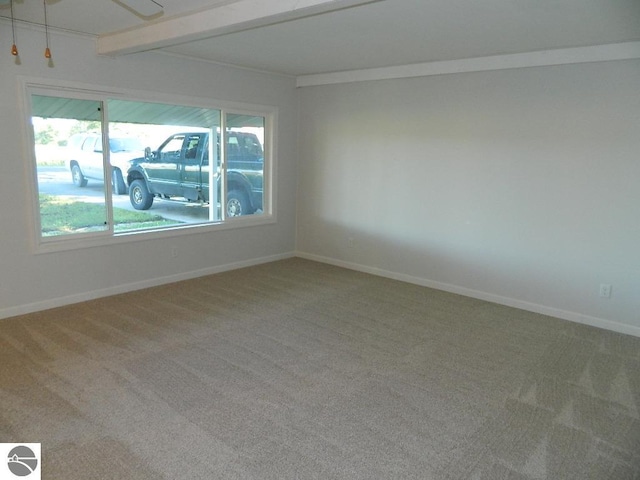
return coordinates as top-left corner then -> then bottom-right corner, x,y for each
97,0 -> 381,56
296,41 -> 640,87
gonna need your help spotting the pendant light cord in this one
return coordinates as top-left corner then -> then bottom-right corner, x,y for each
44,0 -> 52,58
10,0 -> 18,54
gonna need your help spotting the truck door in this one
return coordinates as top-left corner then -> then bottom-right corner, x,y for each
145,133 -> 185,196
227,132 -> 264,207
180,133 -> 207,202
82,135 -> 103,180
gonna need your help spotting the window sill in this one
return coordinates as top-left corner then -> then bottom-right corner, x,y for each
34,213 -> 276,255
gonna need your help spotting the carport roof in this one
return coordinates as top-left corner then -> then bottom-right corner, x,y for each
31,96 -> 263,128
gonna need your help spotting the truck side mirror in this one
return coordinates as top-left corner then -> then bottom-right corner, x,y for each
144,147 -> 152,159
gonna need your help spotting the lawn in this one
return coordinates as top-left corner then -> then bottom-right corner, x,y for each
39,194 -> 180,235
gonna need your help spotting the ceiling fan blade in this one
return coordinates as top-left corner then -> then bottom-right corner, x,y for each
0,0 -> 162,13
114,0 -> 163,17
0,0 -> 62,4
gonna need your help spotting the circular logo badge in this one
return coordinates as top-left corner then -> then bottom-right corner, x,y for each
7,445 -> 38,477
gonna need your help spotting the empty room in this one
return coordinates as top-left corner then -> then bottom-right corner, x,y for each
1,0 -> 639,478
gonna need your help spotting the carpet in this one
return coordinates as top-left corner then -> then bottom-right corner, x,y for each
1,258 -> 639,479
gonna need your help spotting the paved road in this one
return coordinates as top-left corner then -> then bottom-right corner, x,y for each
37,166 -> 211,224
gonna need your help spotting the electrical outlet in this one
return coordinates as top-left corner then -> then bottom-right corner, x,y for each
599,284 -> 612,298
171,247 -> 178,258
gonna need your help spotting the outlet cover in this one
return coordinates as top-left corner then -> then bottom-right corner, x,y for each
599,284 -> 612,298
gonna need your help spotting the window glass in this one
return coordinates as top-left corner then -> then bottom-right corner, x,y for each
81,136 -> 99,152
225,114 -> 265,217
184,135 -> 202,162
109,99 -> 220,229
32,95 -> 109,238
109,137 -> 143,152
27,89 -> 272,247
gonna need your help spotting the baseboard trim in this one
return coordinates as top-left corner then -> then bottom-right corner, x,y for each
5,250 -> 638,338
0,252 -> 296,321
295,252 -> 640,338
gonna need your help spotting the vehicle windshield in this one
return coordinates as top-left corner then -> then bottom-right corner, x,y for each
109,137 -> 144,152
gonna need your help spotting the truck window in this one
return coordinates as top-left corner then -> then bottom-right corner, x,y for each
184,134 -> 202,162
159,135 -> 185,162
82,136 -> 98,152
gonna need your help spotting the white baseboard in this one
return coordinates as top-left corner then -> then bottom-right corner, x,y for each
296,251 -> 640,338
4,250 -> 639,339
0,252 -> 296,321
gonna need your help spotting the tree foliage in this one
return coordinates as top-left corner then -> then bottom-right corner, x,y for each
34,125 -> 57,145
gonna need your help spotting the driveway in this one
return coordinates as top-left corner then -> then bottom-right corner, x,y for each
37,166 -> 211,224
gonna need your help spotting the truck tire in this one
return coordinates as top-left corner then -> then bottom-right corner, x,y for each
71,164 -> 88,187
227,189 -> 250,217
130,179 -> 154,210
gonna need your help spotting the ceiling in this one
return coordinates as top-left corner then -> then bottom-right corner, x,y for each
2,0 -> 639,77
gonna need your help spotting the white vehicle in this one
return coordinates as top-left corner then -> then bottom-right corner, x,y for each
65,133 -> 144,195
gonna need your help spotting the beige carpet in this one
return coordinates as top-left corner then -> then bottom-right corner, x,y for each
1,258 -> 639,479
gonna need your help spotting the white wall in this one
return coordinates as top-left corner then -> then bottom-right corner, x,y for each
296,60 -> 640,336
0,23 -> 298,317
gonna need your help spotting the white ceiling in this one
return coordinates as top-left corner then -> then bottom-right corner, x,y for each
2,0 -> 639,77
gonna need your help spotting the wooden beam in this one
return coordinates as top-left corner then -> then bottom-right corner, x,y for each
98,0 -> 381,56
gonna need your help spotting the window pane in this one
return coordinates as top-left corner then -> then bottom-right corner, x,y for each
28,87 -> 273,248
107,99 -> 222,231
225,114 -> 265,217
32,95 -> 109,238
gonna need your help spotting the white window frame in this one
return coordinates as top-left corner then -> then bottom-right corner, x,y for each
19,77 -> 277,254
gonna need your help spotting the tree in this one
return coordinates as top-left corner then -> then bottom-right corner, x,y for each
34,125 -> 57,145
69,120 -> 100,136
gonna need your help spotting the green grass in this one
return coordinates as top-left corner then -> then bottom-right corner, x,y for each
39,194 -> 180,236
36,159 -> 66,167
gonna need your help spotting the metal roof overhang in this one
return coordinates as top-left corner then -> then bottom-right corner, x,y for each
31,96 -> 263,128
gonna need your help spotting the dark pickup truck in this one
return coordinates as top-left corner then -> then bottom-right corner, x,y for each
127,131 -> 263,216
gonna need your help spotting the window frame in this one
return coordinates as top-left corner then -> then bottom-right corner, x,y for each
20,77 -> 277,254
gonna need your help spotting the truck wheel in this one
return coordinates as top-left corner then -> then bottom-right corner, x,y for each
227,189 -> 250,217
129,179 -> 154,210
71,164 -> 88,187
112,169 -> 127,195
